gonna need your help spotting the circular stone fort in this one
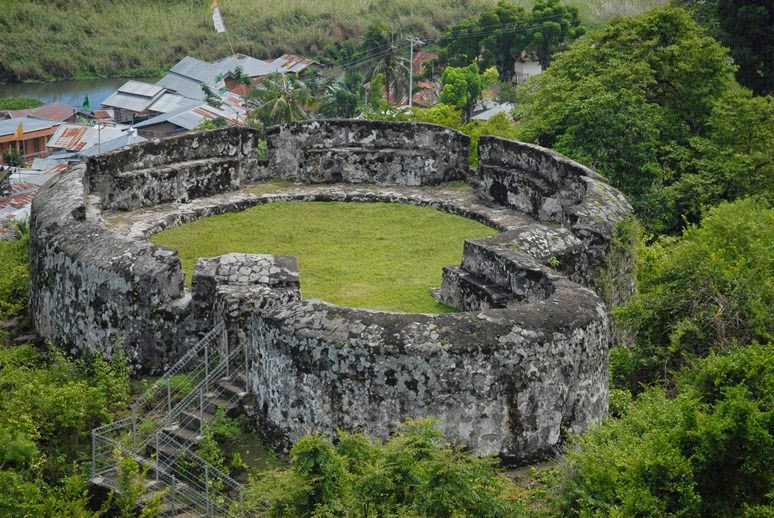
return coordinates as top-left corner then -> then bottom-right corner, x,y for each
30,121 -> 633,463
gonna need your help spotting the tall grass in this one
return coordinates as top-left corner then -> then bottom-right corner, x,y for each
0,0 -> 667,82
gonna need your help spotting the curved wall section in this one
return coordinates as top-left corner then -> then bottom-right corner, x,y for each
29,121 -> 634,461
266,119 -> 469,185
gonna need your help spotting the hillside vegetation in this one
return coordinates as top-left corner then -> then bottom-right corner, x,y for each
0,0 -> 666,83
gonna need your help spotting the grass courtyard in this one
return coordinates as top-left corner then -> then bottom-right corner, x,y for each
151,201 -> 497,313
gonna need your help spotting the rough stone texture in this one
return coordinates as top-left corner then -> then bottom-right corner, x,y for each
87,127 -> 264,211
251,280 -> 609,462
478,136 -> 634,300
29,120 -> 634,462
29,164 -> 190,372
266,120 -> 469,185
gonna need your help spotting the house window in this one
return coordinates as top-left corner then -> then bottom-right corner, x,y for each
33,138 -> 41,153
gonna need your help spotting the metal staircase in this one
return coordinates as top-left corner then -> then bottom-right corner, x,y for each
91,322 -> 248,517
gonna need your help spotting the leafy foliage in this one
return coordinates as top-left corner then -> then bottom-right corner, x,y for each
247,73 -> 315,128
439,63 -> 484,120
554,344 -> 773,517
524,0 -> 584,69
613,198 -> 773,392
0,344 -> 130,516
244,419 -> 521,516
0,97 -> 43,110
514,7 -> 764,235
0,224 -> 29,319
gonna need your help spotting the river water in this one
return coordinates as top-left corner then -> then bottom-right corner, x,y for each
0,77 -> 161,109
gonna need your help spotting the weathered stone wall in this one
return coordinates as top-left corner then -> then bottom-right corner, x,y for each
251,276 -> 609,462
87,127 -> 265,211
29,164 -> 191,371
477,136 -> 634,303
29,120 -> 634,461
266,120 -> 469,185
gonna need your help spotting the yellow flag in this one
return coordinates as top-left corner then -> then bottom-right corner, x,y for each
13,121 -> 23,140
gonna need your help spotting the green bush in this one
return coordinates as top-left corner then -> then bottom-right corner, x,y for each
0,344 -> 130,515
244,419 -> 521,517
554,344 -> 773,517
0,227 -> 29,319
613,198 -> 773,391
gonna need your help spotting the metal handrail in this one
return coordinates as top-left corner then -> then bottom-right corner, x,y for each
90,320 -> 246,517
132,322 -> 225,414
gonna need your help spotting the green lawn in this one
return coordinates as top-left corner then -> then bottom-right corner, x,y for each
151,201 -> 497,313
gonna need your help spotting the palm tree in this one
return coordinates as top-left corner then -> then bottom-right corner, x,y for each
360,22 -> 408,105
245,73 -> 315,127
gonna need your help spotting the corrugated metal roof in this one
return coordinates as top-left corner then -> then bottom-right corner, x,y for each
47,124 -> 128,151
101,91 -> 156,112
80,132 -> 146,156
0,117 -> 59,136
2,102 -> 76,122
214,54 -> 275,77
169,56 -> 223,85
118,80 -> 165,97
148,92 -> 201,114
156,73 -> 209,101
472,102 -> 514,121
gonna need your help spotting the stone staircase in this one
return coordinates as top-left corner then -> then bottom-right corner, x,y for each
91,322 -> 248,517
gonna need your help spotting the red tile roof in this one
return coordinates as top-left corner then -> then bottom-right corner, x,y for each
3,102 -> 76,122
0,182 -> 38,212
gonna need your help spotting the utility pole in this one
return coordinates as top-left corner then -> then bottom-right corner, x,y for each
407,36 -> 425,108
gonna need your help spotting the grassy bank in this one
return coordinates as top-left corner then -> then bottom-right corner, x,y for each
150,201 -> 497,313
0,0 -> 666,83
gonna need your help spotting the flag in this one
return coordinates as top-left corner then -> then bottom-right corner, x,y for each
212,0 -> 226,33
82,96 -> 90,110
13,121 -> 23,140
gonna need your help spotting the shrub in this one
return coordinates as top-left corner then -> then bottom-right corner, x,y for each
613,197 -> 773,391
554,344 -> 773,517
244,419 -> 520,517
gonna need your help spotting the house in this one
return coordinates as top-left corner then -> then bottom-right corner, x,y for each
472,102 -> 514,121
101,81 -> 169,123
514,53 -> 542,84
0,181 -> 38,224
213,53 -> 321,84
156,56 -> 229,101
0,118 -> 61,165
132,100 -> 246,139
0,102 -> 77,123
46,123 -> 137,155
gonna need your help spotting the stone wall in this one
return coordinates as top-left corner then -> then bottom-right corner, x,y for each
86,126 -> 265,211
251,275 -> 609,462
477,136 -> 634,302
29,120 -> 634,461
266,120 -> 469,185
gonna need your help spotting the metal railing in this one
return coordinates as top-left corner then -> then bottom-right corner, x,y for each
91,321 -> 247,517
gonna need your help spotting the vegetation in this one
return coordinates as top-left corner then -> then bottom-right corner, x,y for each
0,1 -> 667,83
679,0 -> 773,95
555,344 -> 773,517
151,201 -> 497,313
612,198 -> 773,393
246,73 -> 314,128
513,7 -> 773,234
0,343 -> 130,516
244,419 -> 523,517
0,223 -> 28,319
0,97 -> 42,109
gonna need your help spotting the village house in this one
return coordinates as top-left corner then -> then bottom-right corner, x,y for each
0,118 -> 61,165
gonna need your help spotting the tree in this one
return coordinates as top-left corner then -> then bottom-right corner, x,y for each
524,0 -> 584,69
612,198 -> 773,392
514,7 -> 740,234
681,0 -> 773,95
318,71 -> 362,118
556,344 -> 773,517
360,22 -> 407,105
243,419 -> 520,517
246,73 -> 314,128
200,83 -> 221,108
2,148 -> 23,168
439,64 -> 484,121
439,1 -> 529,81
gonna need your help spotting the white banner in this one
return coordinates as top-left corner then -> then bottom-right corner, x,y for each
212,5 -> 226,33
